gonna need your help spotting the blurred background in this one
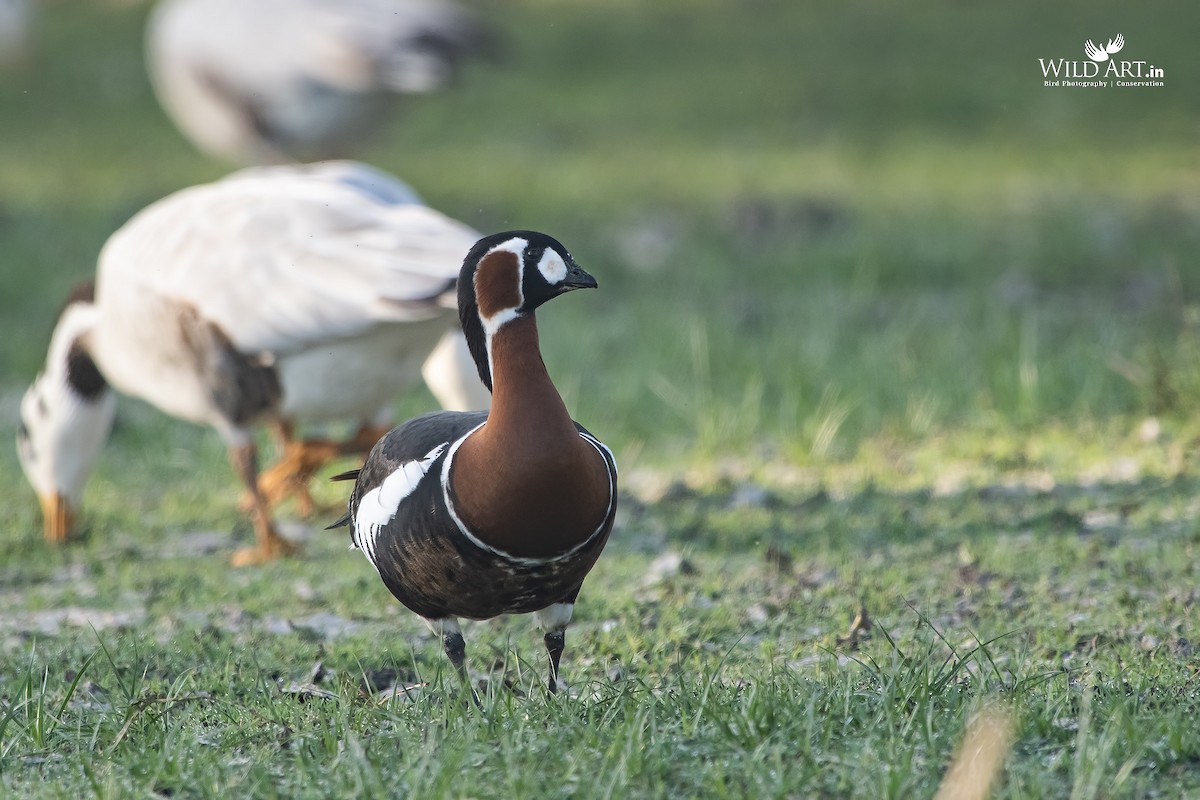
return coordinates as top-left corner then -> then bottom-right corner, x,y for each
2,2 -> 1200,793
1,0 -> 1199,500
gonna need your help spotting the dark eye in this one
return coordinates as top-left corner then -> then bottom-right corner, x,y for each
524,245 -> 546,269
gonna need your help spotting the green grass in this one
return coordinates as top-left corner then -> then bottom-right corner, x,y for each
2,473 -> 1199,796
3,0 -> 1200,796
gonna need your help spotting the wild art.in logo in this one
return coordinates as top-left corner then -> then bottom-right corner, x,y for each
1039,34 -> 1165,88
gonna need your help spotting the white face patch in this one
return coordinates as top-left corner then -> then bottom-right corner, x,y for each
536,249 -> 568,284
353,442 -> 447,565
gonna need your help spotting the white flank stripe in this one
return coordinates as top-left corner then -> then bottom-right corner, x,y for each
354,442 -> 447,565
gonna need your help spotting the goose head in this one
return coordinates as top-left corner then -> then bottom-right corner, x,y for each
17,286 -> 116,542
456,230 -> 596,391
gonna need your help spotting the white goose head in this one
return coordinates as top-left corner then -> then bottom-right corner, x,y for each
456,231 -> 597,391
17,285 -> 116,542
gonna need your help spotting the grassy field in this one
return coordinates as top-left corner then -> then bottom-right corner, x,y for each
2,0 -> 1200,796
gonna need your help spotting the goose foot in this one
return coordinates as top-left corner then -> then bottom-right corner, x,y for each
230,532 -> 300,566
249,424 -> 391,515
229,442 -> 302,566
255,440 -> 340,515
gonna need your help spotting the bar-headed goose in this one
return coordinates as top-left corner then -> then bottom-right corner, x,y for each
17,160 -> 489,565
146,0 -> 494,164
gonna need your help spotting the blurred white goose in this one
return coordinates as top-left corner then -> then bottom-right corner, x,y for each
17,160 -> 490,565
146,0 -> 493,164
0,0 -> 33,67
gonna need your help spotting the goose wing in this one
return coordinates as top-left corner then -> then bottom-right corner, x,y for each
344,410 -> 487,552
98,162 -> 479,355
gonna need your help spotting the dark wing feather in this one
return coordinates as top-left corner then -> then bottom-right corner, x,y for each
353,410 -> 488,498
325,510 -> 353,530
342,410 -> 489,546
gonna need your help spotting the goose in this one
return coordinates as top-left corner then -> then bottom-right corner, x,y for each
0,0 -> 32,67
331,230 -> 618,694
145,0 -> 493,165
17,160 -> 490,566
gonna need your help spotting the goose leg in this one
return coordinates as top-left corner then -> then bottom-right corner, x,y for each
255,425 -> 341,515
536,602 -> 575,694
544,631 -> 566,694
428,618 -> 478,703
340,423 -> 392,455
442,629 -> 468,681
228,442 -> 299,566
254,422 -> 390,514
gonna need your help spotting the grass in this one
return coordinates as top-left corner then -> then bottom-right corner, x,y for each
2,474 -> 1198,796
2,0 -> 1200,796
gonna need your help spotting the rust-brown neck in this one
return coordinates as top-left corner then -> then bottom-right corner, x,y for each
487,315 -> 576,438
451,314 -> 611,558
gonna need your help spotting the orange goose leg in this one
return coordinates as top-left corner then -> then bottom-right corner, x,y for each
229,442 -> 300,566
253,421 -> 391,515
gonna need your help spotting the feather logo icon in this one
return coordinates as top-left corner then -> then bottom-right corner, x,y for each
1084,34 -> 1124,62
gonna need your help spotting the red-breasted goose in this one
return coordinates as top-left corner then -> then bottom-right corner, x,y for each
16,161 -> 489,565
331,231 -> 618,693
146,0 -> 494,165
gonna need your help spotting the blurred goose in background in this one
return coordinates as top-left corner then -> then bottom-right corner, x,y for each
17,160 -> 490,565
146,0 -> 494,164
0,0 -> 33,67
